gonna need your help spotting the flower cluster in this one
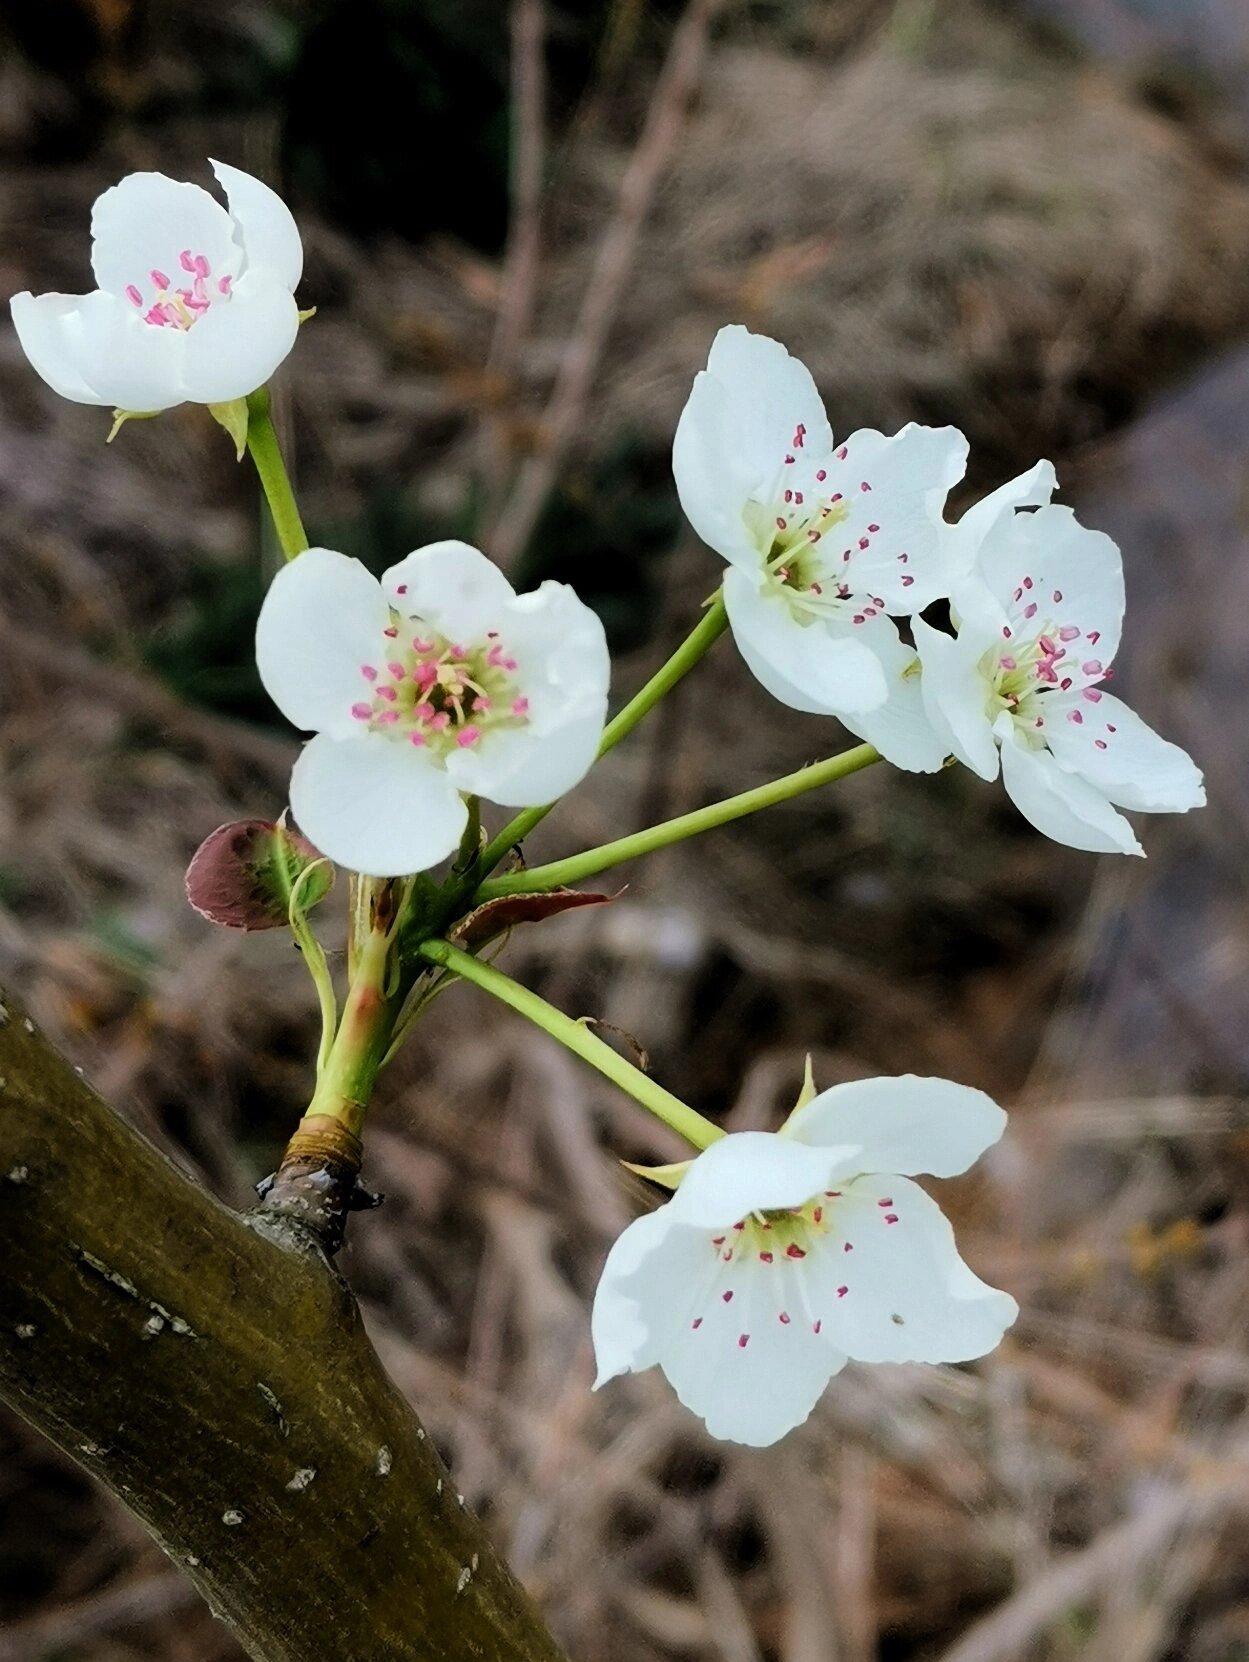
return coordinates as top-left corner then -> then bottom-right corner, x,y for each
674,326 -> 1204,849
10,169 -> 1209,1452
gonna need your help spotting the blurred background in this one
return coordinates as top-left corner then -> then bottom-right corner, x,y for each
3,0 -> 1249,1657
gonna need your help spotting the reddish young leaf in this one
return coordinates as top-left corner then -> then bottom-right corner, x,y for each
451,888 -> 615,950
185,819 -> 333,931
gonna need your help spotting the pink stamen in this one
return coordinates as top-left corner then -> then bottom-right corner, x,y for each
1058,625 -> 1080,642
722,1290 -> 733,1303
512,697 -> 530,717
409,732 -> 427,747
1023,602 -> 1038,619
361,665 -> 378,681
387,663 -> 405,679
455,726 -> 481,748
125,284 -> 143,307
738,1334 -> 750,1348
1095,739 -> 1107,750
1068,710 -> 1083,724
1083,688 -> 1103,703
351,702 -> 372,720
218,275 -> 233,296
779,1311 -> 791,1324
376,685 -> 397,703
786,1244 -> 806,1260
150,269 -> 171,290
837,1286 -> 848,1298
430,713 -> 450,732
376,710 -> 399,726
1082,659 -> 1102,676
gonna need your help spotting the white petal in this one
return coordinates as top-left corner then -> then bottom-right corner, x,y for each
68,290 -> 187,412
943,459 -> 1057,578
705,325 -> 832,482
913,615 -> 1000,780
591,1206 -> 683,1385
592,1206 -> 849,1446
999,727 -> 1142,855
836,615 -> 948,772
493,579 -> 611,730
666,1132 -> 860,1229
383,541 -> 519,640
448,709 -> 604,806
91,172 -> 240,301
180,271 -> 300,402
785,1075 -> 1006,1178
724,567 -> 888,716
672,368 -> 773,571
211,159 -> 303,290
828,424 -> 969,609
9,292 -> 111,405
821,1174 -> 1017,1364
255,547 -> 392,734
980,505 -> 1125,672
289,729 -> 467,877
1041,692 -> 1205,814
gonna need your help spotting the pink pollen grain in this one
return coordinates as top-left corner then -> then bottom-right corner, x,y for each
1088,631 -> 1101,645
837,1286 -> 848,1298
456,726 -> 481,748
1095,739 -> 1107,749
877,1198 -> 894,1208
1059,625 -> 1080,641
722,1290 -> 734,1303
1083,688 -> 1103,703
816,469 -> 827,481
126,284 -> 143,307
901,574 -> 914,587
361,665 -> 378,681
692,1318 -> 703,1330
1068,710 -> 1083,724
351,703 -> 372,720
409,732 -> 427,747
1023,602 -> 1038,619
813,1320 -> 822,1334
1082,659 -> 1102,676
884,1214 -> 899,1224
837,446 -> 848,460
376,685 -> 397,703
738,1334 -> 750,1348
759,1251 -> 774,1264
786,1244 -> 806,1260
779,1312 -> 791,1324
151,268 -> 171,289
843,1241 -> 853,1252
1053,589 -> 1063,602
387,663 -> 405,679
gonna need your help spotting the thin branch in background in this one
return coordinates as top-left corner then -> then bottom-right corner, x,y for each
489,0 -> 548,383
486,0 -> 726,563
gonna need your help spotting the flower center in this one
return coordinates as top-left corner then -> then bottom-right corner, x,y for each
742,430 -> 889,627
349,614 -> 529,757
978,584 -> 1109,743
126,249 -> 233,330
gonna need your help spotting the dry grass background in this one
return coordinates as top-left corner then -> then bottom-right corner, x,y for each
2,0 -> 1249,1657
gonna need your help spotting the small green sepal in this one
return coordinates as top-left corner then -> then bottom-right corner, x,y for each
106,408 -> 161,443
208,397 -> 251,461
621,1158 -> 692,1191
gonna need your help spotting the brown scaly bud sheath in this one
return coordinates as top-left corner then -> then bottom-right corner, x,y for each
255,1115 -> 367,1255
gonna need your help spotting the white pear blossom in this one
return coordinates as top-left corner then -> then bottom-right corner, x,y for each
673,326 -> 968,771
593,1075 -> 1016,1446
255,542 -> 610,877
10,161 -> 303,412
915,465 -> 1205,855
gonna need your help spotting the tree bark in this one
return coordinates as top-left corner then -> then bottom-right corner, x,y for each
0,988 -> 569,1662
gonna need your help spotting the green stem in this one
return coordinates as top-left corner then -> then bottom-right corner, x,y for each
476,742 -> 882,900
245,388 -> 309,561
304,927 -> 395,1136
476,591 -> 729,872
418,938 -> 723,1151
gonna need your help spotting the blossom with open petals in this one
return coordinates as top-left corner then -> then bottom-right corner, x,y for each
592,1074 -> 1016,1446
915,465 -> 1205,854
256,542 -> 610,877
11,161 -> 302,412
673,326 -> 967,771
